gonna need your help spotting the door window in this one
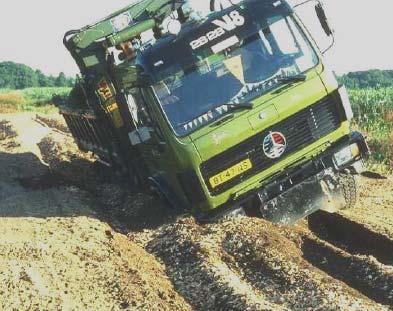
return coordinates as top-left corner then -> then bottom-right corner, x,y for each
127,88 -> 165,143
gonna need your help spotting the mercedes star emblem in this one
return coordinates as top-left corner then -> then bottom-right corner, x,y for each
263,132 -> 287,159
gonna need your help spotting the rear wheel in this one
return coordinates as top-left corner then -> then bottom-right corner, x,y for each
147,179 -> 176,210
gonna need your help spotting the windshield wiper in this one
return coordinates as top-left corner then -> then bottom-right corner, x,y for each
226,101 -> 254,110
176,102 -> 254,128
277,74 -> 307,84
210,102 -> 254,127
228,73 -> 307,105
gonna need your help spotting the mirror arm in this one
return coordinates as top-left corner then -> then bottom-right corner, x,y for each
293,0 -> 318,9
322,31 -> 335,54
293,0 -> 335,54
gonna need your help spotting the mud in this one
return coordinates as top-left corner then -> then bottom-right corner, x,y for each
0,112 -> 392,310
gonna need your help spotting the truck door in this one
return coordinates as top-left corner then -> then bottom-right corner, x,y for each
127,88 -> 174,184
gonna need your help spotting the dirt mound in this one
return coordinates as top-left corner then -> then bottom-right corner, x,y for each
0,217 -> 191,310
1,112 -> 392,310
147,217 -> 392,310
0,114 -> 191,310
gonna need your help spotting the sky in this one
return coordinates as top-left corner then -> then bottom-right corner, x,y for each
0,0 -> 392,76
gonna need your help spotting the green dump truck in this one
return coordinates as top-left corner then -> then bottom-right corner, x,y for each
60,0 -> 369,224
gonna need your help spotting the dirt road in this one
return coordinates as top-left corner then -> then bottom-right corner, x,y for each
0,113 -> 392,310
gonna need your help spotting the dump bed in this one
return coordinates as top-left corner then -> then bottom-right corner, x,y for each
60,107 -> 119,163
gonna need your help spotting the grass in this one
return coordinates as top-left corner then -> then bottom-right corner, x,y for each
348,87 -> 393,173
0,87 -> 71,114
0,92 -> 25,113
0,89 -> 14,94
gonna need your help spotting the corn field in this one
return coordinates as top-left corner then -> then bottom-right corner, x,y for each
348,87 -> 393,171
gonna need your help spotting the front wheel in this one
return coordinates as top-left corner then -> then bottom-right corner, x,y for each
337,172 -> 357,210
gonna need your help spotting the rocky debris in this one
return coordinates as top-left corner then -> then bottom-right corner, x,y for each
148,218 -> 281,311
35,114 -> 70,134
0,120 -> 17,140
148,217 -> 391,311
37,131 -> 180,232
0,119 -> 19,149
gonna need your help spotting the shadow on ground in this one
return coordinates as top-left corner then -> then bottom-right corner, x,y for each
0,150 -> 182,231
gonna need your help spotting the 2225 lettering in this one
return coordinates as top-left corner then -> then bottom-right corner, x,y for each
190,10 -> 245,50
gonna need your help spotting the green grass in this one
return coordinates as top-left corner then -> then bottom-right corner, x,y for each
348,87 -> 393,173
0,89 -> 13,94
0,87 -> 71,114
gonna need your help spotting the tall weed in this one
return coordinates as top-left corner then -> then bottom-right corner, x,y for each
0,87 -> 71,113
0,92 -> 24,112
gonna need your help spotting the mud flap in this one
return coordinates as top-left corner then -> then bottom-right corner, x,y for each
258,172 -> 346,225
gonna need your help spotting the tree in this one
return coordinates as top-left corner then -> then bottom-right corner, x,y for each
339,69 -> 393,89
36,69 -> 49,87
0,61 -> 75,89
55,72 -> 67,87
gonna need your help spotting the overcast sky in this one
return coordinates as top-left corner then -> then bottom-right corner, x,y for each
0,0 -> 392,76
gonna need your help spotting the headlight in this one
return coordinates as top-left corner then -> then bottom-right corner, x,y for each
334,143 -> 360,167
110,12 -> 133,32
338,85 -> 354,120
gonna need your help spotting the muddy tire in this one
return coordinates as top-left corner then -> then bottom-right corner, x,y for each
338,173 -> 357,210
148,181 -> 174,210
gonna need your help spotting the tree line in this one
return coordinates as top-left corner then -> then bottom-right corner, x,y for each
338,69 -> 393,89
1,60 -> 392,90
0,62 -> 75,90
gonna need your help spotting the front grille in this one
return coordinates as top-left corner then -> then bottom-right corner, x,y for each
200,95 -> 342,195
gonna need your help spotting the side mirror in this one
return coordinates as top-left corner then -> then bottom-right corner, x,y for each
294,0 -> 335,54
315,3 -> 333,37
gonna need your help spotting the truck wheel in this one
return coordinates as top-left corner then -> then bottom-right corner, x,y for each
147,178 -> 175,210
338,173 -> 357,210
243,197 -> 263,217
130,172 -> 143,189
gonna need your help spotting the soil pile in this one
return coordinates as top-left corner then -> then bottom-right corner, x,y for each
0,113 -> 191,310
0,112 -> 392,310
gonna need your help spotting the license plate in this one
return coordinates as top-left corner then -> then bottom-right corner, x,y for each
209,159 -> 252,189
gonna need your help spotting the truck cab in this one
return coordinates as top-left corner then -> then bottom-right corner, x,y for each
61,0 -> 369,224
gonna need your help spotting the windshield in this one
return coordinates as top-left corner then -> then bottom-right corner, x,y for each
145,4 -> 318,136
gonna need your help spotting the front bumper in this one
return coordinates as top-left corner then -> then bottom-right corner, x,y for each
197,131 -> 369,224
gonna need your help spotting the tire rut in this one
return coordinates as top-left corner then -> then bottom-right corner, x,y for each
221,219 -> 386,310
308,211 -> 393,265
301,235 -> 393,307
148,218 -> 387,311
